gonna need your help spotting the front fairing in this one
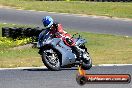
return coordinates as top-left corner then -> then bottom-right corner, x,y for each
37,29 -> 51,48
38,29 -> 50,41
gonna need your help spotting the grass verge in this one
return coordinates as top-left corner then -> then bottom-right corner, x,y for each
0,23 -> 43,67
0,0 -> 132,18
0,23 -> 132,68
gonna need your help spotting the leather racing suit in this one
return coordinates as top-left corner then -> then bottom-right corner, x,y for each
48,23 -> 82,60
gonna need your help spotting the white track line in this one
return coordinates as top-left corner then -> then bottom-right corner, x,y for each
0,64 -> 132,70
0,66 -> 46,70
3,23 -> 7,24
98,64 -> 132,66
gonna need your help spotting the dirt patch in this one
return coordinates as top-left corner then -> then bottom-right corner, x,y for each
9,43 -> 36,50
0,5 -> 12,8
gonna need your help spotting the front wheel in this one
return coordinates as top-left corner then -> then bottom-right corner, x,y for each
42,48 -> 61,71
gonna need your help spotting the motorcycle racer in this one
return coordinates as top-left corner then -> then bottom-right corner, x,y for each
40,16 -> 82,60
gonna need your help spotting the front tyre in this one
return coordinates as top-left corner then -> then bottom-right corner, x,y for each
42,48 -> 61,71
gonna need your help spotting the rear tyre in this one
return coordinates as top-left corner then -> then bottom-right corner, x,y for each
42,48 -> 61,71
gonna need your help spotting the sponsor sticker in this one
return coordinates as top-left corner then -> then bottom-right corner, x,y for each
76,66 -> 131,85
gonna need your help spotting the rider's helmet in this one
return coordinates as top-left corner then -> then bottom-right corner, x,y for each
42,16 -> 54,28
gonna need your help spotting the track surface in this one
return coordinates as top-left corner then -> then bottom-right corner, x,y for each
0,8 -> 132,36
0,66 -> 131,88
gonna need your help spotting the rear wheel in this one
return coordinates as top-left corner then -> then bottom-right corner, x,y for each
42,48 -> 61,71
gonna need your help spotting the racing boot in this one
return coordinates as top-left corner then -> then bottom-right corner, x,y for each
65,38 -> 83,60
71,46 -> 83,60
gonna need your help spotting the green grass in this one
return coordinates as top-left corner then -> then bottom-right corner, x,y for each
0,0 -> 132,18
0,48 -> 43,68
0,23 -> 43,67
0,23 -> 132,67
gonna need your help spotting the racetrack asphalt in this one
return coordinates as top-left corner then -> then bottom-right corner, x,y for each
0,8 -> 132,36
0,66 -> 131,88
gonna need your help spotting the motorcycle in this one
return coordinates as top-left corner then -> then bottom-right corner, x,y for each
37,29 -> 92,71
